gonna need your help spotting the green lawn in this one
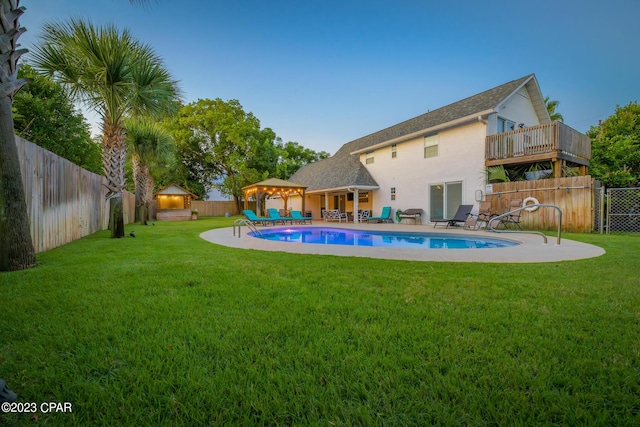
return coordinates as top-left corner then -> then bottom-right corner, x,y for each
1,217 -> 638,426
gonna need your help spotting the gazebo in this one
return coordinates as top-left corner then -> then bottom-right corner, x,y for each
242,178 -> 307,216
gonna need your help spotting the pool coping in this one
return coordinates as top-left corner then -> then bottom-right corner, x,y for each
200,222 -> 605,263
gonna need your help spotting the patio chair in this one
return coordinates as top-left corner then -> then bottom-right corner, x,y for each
477,200 -> 499,229
267,208 -> 294,225
290,210 -> 312,224
357,209 -> 370,222
323,209 -> 348,222
242,209 -> 277,226
367,206 -> 393,223
432,204 -> 474,228
499,200 -> 523,230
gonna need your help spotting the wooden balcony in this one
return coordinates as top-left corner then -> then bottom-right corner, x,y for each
485,122 -> 590,175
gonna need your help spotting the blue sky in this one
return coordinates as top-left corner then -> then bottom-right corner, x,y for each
22,0 -> 640,155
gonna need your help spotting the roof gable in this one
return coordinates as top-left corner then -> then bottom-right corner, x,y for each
344,74 -> 539,155
291,74 -> 548,192
155,184 -> 197,197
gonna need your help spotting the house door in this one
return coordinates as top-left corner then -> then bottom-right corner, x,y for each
429,182 -> 462,220
334,195 -> 346,212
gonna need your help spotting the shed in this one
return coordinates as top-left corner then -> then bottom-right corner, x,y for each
155,184 -> 198,221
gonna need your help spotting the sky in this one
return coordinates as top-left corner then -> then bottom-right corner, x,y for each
21,0 -> 640,155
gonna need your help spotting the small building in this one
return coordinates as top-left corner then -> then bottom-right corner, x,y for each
155,184 -> 198,221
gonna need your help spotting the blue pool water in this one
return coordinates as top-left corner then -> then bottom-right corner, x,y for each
249,227 -> 519,249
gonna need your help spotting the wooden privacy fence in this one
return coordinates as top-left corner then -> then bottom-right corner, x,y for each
485,175 -> 594,233
190,200 -> 255,217
16,136 -> 135,253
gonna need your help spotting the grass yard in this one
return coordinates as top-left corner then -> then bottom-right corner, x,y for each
1,217 -> 639,426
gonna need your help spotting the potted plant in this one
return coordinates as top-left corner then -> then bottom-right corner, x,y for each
191,209 -> 199,220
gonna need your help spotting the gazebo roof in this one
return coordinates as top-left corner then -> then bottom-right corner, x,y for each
241,178 -> 307,191
242,178 -> 308,212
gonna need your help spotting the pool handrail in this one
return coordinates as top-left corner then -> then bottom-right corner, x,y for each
487,204 -> 562,245
233,218 -> 263,238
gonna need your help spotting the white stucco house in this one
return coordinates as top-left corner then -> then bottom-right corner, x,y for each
268,74 -> 590,224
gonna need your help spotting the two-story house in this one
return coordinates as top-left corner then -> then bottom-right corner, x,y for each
272,74 -> 590,223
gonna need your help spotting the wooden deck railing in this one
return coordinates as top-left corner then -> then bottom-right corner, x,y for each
485,121 -> 590,163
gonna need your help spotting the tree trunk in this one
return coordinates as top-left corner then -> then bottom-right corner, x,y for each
0,1 -> 36,271
139,204 -> 148,225
132,154 -> 142,222
108,196 -> 125,238
102,122 -> 126,238
0,98 -> 35,270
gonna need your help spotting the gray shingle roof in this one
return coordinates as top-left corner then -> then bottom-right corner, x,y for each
291,75 -> 536,192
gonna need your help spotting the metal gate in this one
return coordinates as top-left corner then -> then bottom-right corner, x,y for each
606,187 -> 640,234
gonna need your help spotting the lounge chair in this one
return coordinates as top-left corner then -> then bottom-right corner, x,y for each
290,210 -> 312,224
432,204 -> 474,228
499,200 -> 523,230
242,209 -> 278,226
267,208 -> 294,225
367,206 -> 393,223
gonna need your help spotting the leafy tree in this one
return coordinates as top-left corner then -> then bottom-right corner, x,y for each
275,140 -> 329,180
125,119 -> 174,224
587,102 -> 640,188
544,96 -> 564,122
12,64 -> 101,173
165,99 -> 262,213
32,19 -> 180,238
0,0 -> 35,271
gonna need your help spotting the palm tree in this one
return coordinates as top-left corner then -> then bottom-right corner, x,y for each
32,19 -> 180,238
0,0 -> 36,271
125,119 -> 174,225
544,96 -> 564,122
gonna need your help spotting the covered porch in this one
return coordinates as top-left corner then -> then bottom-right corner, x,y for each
305,185 -> 379,223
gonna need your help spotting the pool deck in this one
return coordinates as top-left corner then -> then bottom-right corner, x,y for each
200,222 -> 605,263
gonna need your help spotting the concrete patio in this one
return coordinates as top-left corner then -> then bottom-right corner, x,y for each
200,222 -> 605,263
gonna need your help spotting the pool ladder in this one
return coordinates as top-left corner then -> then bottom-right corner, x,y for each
487,204 -> 562,245
233,218 -> 262,238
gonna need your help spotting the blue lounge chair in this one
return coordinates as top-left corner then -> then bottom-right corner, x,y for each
267,208 -> 294,225
432,204 -> 474,228
290,210 -> 312,224
367,206 -> 393,223
242,209 -> 278,226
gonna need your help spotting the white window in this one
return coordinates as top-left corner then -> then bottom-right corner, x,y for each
391,187 -> 396,201
424,134 -> 438,158
391,144 -> 397,158
365,151 -> 374,164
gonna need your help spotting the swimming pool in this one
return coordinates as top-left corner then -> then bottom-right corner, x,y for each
249,227 -> 519,249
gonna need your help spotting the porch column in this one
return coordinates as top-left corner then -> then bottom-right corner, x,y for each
325,191 -> 330,220
353,189 -> 359,223
256,189 -> 262,216
553,159 -> 563,178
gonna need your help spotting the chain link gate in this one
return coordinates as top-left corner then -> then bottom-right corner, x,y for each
606,187 -> 640,234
